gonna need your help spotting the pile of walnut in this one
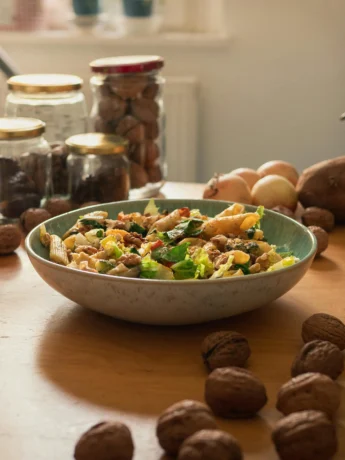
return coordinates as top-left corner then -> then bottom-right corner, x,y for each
73,312 -> 345,460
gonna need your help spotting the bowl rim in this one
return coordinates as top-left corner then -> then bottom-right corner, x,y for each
25,198 -> 317,285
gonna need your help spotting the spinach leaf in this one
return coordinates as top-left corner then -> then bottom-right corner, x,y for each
152,242 -> 190,264
234,261 -> 251,275
246,227 -> 256,239
130,247 -> 140,255
129,222 -> 147,236
165,218 -> 204,241
79,219 -> 106,230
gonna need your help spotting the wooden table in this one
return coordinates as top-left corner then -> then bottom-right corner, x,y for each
1,182 -> 345,460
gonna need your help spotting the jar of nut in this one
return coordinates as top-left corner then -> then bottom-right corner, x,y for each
89,55 -> 166,198
0,117 -> 51,221
5,74 -> 88,144
66,133 -> 130,206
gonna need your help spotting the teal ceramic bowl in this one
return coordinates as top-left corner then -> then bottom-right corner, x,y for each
26,199 -> 317,325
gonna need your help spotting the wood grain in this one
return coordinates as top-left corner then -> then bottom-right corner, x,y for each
1,182 -> 345,460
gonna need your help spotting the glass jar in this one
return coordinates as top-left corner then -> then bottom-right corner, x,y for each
66,133 -> 130,206
89,55 -> 166,199
0,117 -> 51,221
5,74 -> 88,144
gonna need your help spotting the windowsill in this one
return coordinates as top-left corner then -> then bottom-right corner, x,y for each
0,29 -> 230,48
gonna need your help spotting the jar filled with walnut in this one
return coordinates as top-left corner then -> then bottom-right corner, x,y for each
89,55 -> 166,198
66,133 -> 130,206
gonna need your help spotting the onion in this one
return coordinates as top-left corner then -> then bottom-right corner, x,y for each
257,160 -> 299,186
231,168 -> 261,190
203,173 -> 252,204
252,174 -> 298,210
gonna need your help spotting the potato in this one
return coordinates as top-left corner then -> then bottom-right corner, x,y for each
296,157 -> 345,223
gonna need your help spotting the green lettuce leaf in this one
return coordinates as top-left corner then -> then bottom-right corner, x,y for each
140,256 -> 174,280
233,261 -> 251,275
144,199 -> 160,216
192,248 -> 214,279
172,259 -> 198,280
210,255 -> 235,279
267,256 -> 299,272
79,219 -> 106,230
129,222 -> 147,236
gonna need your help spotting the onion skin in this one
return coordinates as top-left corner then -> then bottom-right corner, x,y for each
252,174 -> 298,210
258,160 -> 299,186
231,168 -> 261,190
203,173 -> 252,204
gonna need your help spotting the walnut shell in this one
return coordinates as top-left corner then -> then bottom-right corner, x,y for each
302,207 -> 335,232
130,162 -> 149,189
108,75 -> 148,100
20,208 -> 52,233
178,429 -> 243,460
0,224 -> 22,255
302,313 -> 345,350
201,331 -> 251,371
98,95 -> 127,122
272,205 -> 295,219
44,198 -> 73,217
308,226 -> 328,256
145,141 -> 159,168
156,400 -> 218,456
291,340 -> 344,380
147,164 -> 163,183
131,98 -> 159,123
116,116 -> 146,144
272,410 -> 337,460
276,372 -> 340,418
145,121 -> 159,140
205,367 -> 267,418
74,421 -> 134,460
143,81 -> 160,99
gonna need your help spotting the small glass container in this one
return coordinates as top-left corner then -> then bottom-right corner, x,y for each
0,117 -> 51,221
66,133 -> 130,206
5,74 -> 88,144
89,55 -> 166,199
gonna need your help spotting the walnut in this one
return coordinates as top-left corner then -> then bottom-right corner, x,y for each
117,253 -> 141,267
131,98 -> 159,123
20,208 -> 51,233
272,205 -> 295,219
201,331 -> 251,371
108,75 -> 148,100
0,224 -> 22,255
291,340 -> 344,380
45,198 -> 73,217
307,226 -> 328,256
156,400 -> 218,456
97,95 -> 127,122
302,207 -> 335,232
147,165 -> 163,183
74,421 -> 134,460
276,372 -> 340,418
272,410 -> 338,460
205,367 -> 267,418
178,429 -> 243,460
130,162 -> 149,189
116,116 -> 145,144
302,313 -> 345,350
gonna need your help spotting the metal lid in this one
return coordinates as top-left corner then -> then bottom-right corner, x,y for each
0,117 -> 45,139
7,74 -> 83,93
65,133 -> 128,155
90,55 -> 164,74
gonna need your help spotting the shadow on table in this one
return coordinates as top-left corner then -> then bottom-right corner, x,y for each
310,256 -> 339,272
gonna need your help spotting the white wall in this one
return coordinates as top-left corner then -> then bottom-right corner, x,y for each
2,0 -> 345,181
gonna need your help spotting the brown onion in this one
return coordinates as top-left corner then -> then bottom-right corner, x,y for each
252,174 -> 298,210
231,168 -> 260,190
257,160 -> 299,186
203,173 -> 252,204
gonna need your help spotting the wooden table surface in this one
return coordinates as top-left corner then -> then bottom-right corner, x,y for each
1,182 -> 345,460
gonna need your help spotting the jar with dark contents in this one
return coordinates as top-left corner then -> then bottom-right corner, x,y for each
89,55 -> 166,198
0,117 -> 51,221
66,133 -> 130,206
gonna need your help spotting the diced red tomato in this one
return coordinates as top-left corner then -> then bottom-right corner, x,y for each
151,240 -> 164,250
179,207 -> 190,218
164,261 -> 174,268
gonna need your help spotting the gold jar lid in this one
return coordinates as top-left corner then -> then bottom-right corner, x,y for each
7,74 -> 83,94
65,133 -> 128,155
0,117 -> 45,139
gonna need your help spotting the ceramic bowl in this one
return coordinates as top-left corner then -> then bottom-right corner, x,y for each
26,199 -> 317,325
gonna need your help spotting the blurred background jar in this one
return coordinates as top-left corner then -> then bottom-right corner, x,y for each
89,55 -> 166,199
66,133 -> 130,207
0,0 -> 45,31
120,0 -> 162,35
71,0 -> 100,27
5,74 -> 87,198
5,74 -> 87,144
0,118 -> 51,222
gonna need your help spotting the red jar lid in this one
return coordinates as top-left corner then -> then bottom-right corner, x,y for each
90,55 -> 164,74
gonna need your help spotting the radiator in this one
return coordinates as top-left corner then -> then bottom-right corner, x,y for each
164,76 -> 199,182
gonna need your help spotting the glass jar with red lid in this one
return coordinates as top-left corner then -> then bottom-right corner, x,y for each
89,55 -> 166,199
